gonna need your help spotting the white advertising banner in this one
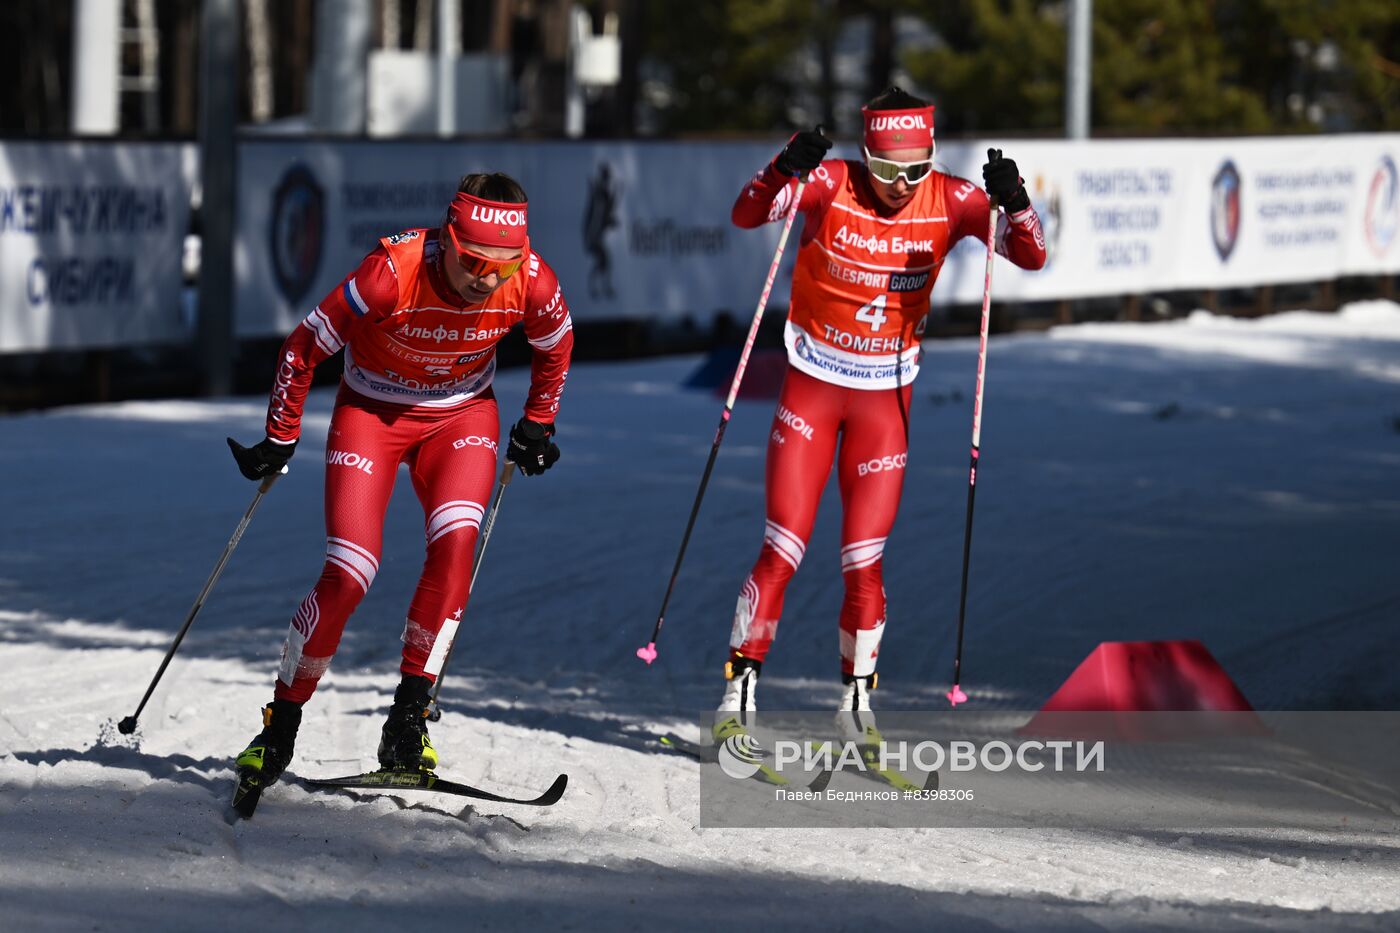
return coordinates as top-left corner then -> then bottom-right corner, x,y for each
236,140 -> 792,337
0,142 -> 197,352
935,134 -> 1400,303
236,134 -> 1400,338
936,140 -> 1195,303
1168,137 -> 1392,288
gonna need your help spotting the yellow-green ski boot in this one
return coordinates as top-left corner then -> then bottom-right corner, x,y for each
232,699 -> 303,818
378,675 -> 439,772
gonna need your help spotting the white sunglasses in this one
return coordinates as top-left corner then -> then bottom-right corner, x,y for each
864,147 -> 936,185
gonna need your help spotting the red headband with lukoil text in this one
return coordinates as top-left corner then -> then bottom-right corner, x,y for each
446,192 -> 529,249
862,105 -> 935,153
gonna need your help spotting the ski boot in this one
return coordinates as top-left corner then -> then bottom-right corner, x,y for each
835,672 -> 883,757
232,698 -> 303,818
710,656 -> 787,785
834,672 -> 934,791
377,675 -> 439,772
712,656 -> 762,745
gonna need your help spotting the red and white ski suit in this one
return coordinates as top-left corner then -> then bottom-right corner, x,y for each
728,158 -> 1046,676
265,228 -> 572,703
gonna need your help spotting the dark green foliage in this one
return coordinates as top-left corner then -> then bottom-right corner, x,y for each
905,0 -> 1400,134
641,0 -> 816,134
641,0 -> 1400,136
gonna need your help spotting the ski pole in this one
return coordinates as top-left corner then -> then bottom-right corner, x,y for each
947,197 -> 1000,707
117,470 -> 284,734
637,174 -> 808,665
427,459 -> 514,721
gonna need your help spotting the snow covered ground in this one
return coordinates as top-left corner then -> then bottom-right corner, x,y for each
2,302 -> 1399,930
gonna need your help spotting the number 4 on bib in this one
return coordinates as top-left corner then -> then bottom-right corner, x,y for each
854,294 -> 888,332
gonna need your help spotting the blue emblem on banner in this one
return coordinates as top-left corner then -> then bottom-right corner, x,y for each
270,164 -> 325,304
1365,155 -> 1398,257
1210,160 -> 1241,262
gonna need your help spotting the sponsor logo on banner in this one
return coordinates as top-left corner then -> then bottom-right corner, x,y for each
583,163 -> 619,300
630,218 -> 728,257
1365,155 -> 1398,257
0,167 -> 187,344
270,164 -> 325,304
1210,160 -> 1241,262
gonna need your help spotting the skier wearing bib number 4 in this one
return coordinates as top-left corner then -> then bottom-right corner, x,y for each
716,87 -> 1047,750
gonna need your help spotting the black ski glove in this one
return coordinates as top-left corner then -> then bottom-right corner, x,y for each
982,148 -> 1031,213
506,418 -> 559,476
228,436 -> 297,481
775,127 -> 832,179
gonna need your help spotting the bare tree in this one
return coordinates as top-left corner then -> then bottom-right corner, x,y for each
382,0 -> 401,49
414,0 -> 433,50
169,1 -> 199,134
132,0 -> 161,130
866,3 -> 894,102
246,0 -> 274,123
